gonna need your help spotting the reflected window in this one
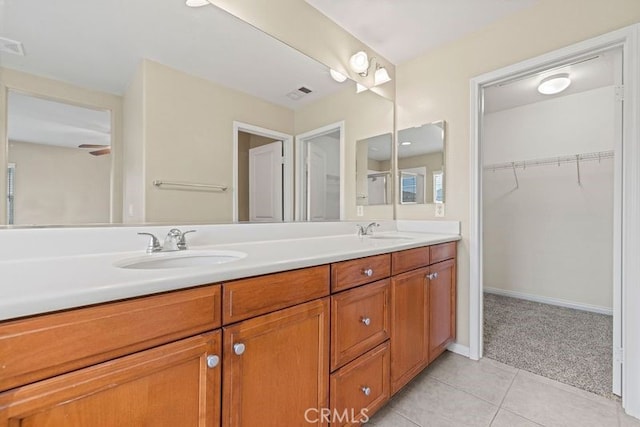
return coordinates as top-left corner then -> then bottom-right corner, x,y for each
433,171 -> 443,203
400,172 -> 417,204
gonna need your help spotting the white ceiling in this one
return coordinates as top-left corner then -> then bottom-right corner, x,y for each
398,122 -> 445,159
304,0 -> 539,64
484,48 -> 619,113
8,92 -> 111,149
1,0 -> 348,110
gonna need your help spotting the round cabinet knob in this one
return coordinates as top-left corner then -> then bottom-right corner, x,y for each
233,343 -> 246,356
361,386 -> 372,396
206,354 -> 220,368
434,272 -> 439,279
427,273 -> 435,280
363,268 -> 374,277
361,317 -> 371,326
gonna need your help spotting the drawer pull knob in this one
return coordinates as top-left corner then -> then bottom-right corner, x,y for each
361,386 -> 372,396
361,317 -> 371,326
363,268 -> 374,277
233,343 -> 246,355
206,355 -> 220,368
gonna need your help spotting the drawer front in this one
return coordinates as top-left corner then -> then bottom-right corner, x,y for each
0,285 -> 221,392
430,242 -> 456,264
331,254 -> 390,292
330,342 -> 390,427
331,279 -> 390,371
391,246 -> 430,275
223,265 -> 330,324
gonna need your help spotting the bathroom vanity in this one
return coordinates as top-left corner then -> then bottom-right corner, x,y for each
0,226 -> 458,426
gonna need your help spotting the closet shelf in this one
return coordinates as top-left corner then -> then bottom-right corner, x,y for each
483,150 -> 614,171
483,150 -> 614,188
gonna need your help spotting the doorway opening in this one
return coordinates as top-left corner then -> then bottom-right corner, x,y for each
232,122 -> 293,222
468,25 -> 640,412
479,46 -> 622,398
295,121 -> 345,221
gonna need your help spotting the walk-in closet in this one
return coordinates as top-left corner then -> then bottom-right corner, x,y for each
481,47 -> 621,398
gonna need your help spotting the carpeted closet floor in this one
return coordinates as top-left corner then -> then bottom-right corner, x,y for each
483,293 -> 614,398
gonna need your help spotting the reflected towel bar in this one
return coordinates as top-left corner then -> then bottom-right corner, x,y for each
152,180 -> 228,191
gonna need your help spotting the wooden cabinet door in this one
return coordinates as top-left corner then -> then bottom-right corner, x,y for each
222,298 -> 329,427
428,258 -> 456,363
390,267 -> 429,394
0,332 -> 222,427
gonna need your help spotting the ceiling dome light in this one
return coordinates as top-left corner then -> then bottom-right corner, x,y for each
400,141 -> 412,146
185,0 -> 210,7
538,73 -> 571,95
349,51 -> 370,75
329,69 -> 347,83
374,66 -> 391,86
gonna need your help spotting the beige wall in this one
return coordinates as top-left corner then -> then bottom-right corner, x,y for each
8,141 -> 111,225
128,59 -> 294,223
396,0 -> 640,346
295,86 -> 395,220
208,0 -> 395,100
0,67 -> 123,224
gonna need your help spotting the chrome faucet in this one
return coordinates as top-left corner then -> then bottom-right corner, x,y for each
138,228 -> 196,253
357,222 -> 380,237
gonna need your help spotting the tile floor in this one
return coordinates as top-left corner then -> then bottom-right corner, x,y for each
366,351 -> 640,427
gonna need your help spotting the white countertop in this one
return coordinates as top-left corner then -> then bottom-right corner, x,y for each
0,222 -> 460,321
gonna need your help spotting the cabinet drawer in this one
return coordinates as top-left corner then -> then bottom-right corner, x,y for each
0,285 -> 221,393
331,254 -> 390,292
391,246 -> 429,275
330,342 -> 390,427
430,242 -> 456,264
331,279 -> 390,371
223,265 -> 329,324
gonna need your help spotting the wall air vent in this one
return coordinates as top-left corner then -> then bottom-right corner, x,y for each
285,86 -> 313,101
0,37 -> 25,56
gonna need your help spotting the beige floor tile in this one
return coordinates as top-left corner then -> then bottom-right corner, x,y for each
619,406 -> 640,427
516,368 -> 619,409
390,375 -> 498,427
426,352 -> 517,404
366,406 -> 421,427
490,409 -> 542,426
502,371 -> 618,426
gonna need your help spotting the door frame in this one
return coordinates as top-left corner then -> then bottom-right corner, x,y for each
232,121 -> 293,222
469,24 -> 640,415
295,121 -> 345,221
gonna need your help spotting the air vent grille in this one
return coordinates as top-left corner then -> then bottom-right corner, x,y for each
0,37 -> 25,56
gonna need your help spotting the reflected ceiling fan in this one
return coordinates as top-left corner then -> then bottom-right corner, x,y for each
78,144 -> 111,156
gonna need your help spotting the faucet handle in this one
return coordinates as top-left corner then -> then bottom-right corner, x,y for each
138,232 -> 161,253
178,230 -> 196,250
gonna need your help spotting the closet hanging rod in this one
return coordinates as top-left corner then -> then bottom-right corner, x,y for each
152,180 -> 228,191
483,150 -> 613,172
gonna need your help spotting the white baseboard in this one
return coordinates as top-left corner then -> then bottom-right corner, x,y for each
484,287 -> 613,316
447,342 -> 470,358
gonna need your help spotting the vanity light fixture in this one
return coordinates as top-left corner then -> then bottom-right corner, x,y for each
374,66 -> 391,86
537,73 -> 571,95
329,69 -> 348,83
349,51 -> 370,75
185,0 -> 211,7
356,83 -> 369,94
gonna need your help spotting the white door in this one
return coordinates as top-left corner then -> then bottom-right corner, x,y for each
306,143 -> 327,221
249,141 -> 283,222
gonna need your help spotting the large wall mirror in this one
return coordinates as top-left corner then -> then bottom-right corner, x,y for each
397,121 -> 446,205
1,0 -> 393,226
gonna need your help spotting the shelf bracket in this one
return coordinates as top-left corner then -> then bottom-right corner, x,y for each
511,162 -> 519,189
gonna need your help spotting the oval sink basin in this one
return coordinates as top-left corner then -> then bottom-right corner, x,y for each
116,250 -> 247,270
